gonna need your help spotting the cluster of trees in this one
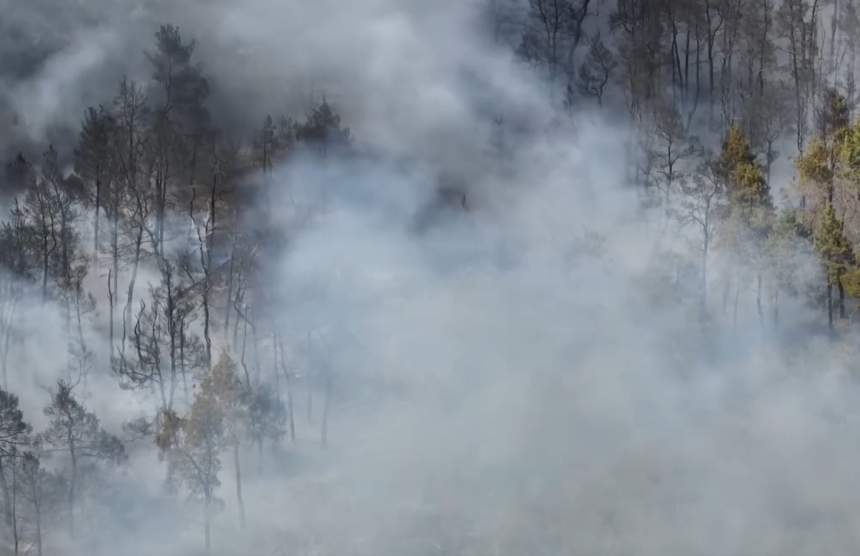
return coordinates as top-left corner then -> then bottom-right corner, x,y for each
0,383 -> 125,555
6,0 -> 860,551
487,0 -> 860,332
0,23 -> 350,555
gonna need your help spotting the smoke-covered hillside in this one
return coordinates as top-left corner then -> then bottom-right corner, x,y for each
2,0 -> 860,555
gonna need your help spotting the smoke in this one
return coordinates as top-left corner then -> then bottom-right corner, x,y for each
1,0 -> 858,555
8,28 -> 120,141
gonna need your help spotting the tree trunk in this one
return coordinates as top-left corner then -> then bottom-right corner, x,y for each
733,281 -> 740,331
828,282 -> 834,331
111,205 -> 119,353
257,438 -> 263,473
307,366 -> 313,423
287,373 -> 295,442
321,372 -> 331,449
41,246 -> 49,303
251,310 -> 261,384
273,335 -> 282,418
181,317 -> 189,409
1,317 -> 11,392
0,457 -> 11,527
123,231 -> 143,342
701,232 -> 709,313
202,282 -> 212,368
203,486 -> 212,556
68,447 -> 76,538
831,0 -> 839,67
240,314 -> 251,389
839,280 -> 846,319
10,458 -> 17,556
93,179 -> 101,265
107,270 -> 114,356
224,210 -> 238,346
276,335 -> 296,442
34,494 -> 42,556
204,511 -> 211,556
756,270 -> 763,328
234,446 -> 246,529
773,288 -> 779,328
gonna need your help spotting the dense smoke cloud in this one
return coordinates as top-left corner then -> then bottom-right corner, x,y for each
0,0 -> 858,555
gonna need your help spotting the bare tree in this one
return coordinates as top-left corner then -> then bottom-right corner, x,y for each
114,259 -> 206,419
671,156 -> 726,310
112,76 -> 152,350
577,32 -> 617,105
518,0 -> 593,87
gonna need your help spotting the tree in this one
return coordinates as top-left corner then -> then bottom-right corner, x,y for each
776,0 -> 821,153
769,208 -> 814,326
713,125 -> 773,326
200,351 -> 248,528
746,81 -> 792,183
244,382 -> 285,461
5,154 -> 33,192
294,98 -> 351,157
23,157 -> 60,303
609,0 -> 664,119
275,332 -> 296,443
146,24 -> 212,255
111,76 -> 151,353
0,389 -> 31,530
671,155 -> 726,311
114,258 -> 206,419
0,201 -> 29,391
185,137 -> 239,368
485,0 -> 522,44
577,32 -> 616,106
147,24 -> 210,137
74,105 -> 116,263
643,100 -> 703,210
156,389 -> 226,554
717,126 -> 772,214
518,0 -> 593,87
797,90 -> 853,319
38,381 -> 126,536
16,453 -> 64,556
814,203 -> 854,330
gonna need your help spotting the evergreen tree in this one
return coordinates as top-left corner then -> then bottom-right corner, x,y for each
814,203 -> 854,330
0,389 -> 31,528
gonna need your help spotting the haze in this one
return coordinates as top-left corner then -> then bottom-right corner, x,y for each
1,0 -> 860,555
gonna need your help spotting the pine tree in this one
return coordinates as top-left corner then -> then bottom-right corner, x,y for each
0,389 -> 31,529
718,126 -> 773,217
715,126 -> 773,327
814,203 -> 854,330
